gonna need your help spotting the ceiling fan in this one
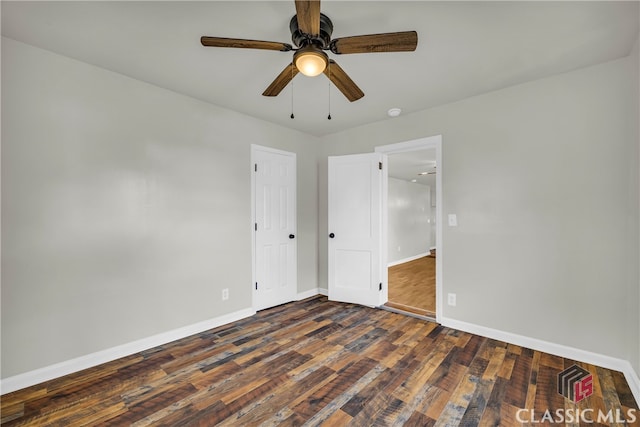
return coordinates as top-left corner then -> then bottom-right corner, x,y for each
200,0 -> 418,102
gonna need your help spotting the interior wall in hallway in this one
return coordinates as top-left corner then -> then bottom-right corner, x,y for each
387,177 -> 431,265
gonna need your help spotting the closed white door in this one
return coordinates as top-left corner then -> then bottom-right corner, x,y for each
328,153 -> 384,307
252,146 -> 297,311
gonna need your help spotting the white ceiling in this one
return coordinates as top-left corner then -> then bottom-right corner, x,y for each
2,1 -> 638,137
388,148 -> 436,185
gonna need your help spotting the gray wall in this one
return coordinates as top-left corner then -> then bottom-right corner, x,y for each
387,177 -> 431,264
2,33 -> 638,382
1,38 -> 319,378
318,52 -> 639,374
632,34 -> 640,376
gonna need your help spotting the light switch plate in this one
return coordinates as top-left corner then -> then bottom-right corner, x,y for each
448,214 -> 458,227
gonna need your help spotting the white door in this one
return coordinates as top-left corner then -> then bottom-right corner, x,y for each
328,153 -> 384,307
252,146 -> 297,311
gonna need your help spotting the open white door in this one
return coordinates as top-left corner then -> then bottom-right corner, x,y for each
252,146 -> 297,311
328,153 -> 384,307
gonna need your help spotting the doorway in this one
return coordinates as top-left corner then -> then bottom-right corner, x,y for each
375,136 -> 442,322
385,148 -> 437,317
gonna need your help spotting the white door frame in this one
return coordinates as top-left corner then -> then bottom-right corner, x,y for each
375,135 -> 443,322
251,144 -> 297,311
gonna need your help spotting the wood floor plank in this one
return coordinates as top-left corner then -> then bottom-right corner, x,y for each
371,397 -> 407,426
504,347 -> 534,407
404,410 -> 437,427
347,354 -> 421,423
597,365 -> 628,424
458,377 -> 494,426
292,357 -> 378,420
435,373 -> 481,426
419,386 -> 451,421
388,255 -> 436,313
1,296 -> 637,426
392,339 -> 452,403
483,345 -> 508,381
497,349 -> 518,380
478,376 -> 510,426
297,361 -> 384,426
104,383 -> 197,425
579,378 -> 609,427
534,364 -> 566,418
218,366 -> 335,426
0,403 -> 24,424
611,370 -> 638,409
524,350 -> 541,411
320,408 -> 354,426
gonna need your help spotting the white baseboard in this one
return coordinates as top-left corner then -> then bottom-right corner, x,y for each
297,288 -> 323,300
0,307 -> 255,395
440,316 -> 640,407
4,299 -> 638,408
387,252 -> 430,267
299,287 -> 328,297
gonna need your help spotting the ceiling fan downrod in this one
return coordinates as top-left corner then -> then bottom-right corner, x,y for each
289,13 -> 334,50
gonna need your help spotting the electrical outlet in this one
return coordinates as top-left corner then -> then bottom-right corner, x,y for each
447,293 -> 457,306
222,288 -> 229,301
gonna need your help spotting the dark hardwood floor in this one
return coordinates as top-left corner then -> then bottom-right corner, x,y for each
1,296 -> 638,426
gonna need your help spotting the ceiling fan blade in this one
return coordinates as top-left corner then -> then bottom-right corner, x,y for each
263,63 -> 300,97
201,36 -> 292,52
330,31 -> 418,54
323,60 -> 364,102
295,0 -> 321,35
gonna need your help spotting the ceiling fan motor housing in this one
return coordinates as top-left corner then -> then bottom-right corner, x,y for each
289,13 -> 333,49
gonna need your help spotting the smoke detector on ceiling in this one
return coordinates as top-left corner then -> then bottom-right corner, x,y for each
387,108 -> 402,117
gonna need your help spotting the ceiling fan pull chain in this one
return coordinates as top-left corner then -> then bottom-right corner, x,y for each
290,63 -> 295,119
327,62 -> 332,120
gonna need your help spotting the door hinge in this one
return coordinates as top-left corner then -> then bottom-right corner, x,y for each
255,282 -> 258,290
254,163 -> 257,172
379,282 -> 383,291
378,161 -> 383,170
255,223 -> 258,231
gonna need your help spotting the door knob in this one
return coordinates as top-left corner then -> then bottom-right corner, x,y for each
329,233 -> 335,238
289,234 -> 295,239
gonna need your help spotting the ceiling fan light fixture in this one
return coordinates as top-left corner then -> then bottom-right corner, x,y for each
294,46 -> 328,77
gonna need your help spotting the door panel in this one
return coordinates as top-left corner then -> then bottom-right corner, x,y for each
253,146 -> 296,311
328,153 -> 383,307
335,250 -> 372,289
